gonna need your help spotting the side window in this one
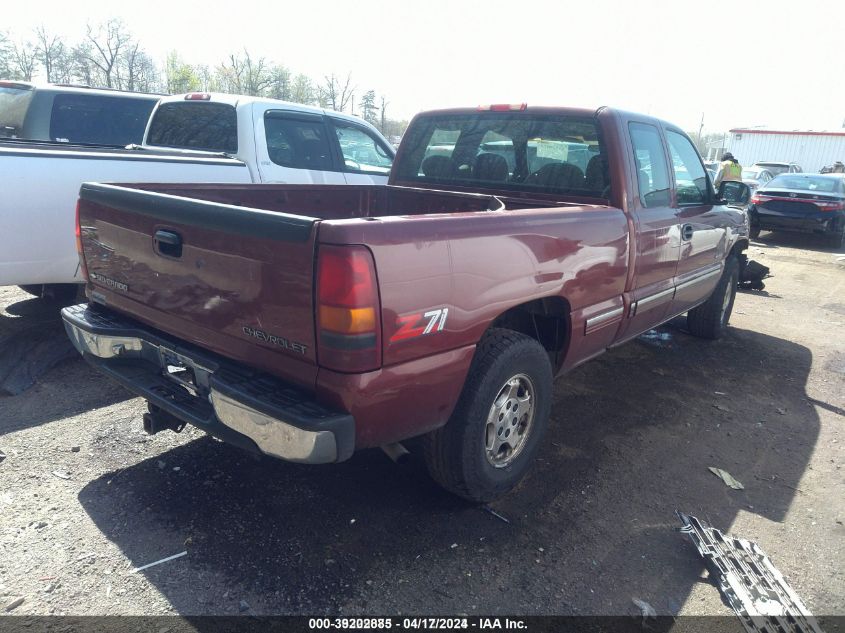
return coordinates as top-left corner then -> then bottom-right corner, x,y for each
51,94 -> 156,146
629,122 -> 671,208
666,130 -> 708,205
264,112 -> 334,171
332,121 -> 394,174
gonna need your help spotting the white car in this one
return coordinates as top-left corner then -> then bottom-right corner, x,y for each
1,91 -> 395,298
741,166 -> 775,193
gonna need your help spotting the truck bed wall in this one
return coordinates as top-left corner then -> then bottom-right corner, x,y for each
120,183 -> 585,221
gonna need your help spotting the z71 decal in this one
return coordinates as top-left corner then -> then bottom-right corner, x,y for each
390,308 -> 449,343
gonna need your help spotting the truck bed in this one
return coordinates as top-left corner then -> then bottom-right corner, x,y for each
77,182 -> 620,396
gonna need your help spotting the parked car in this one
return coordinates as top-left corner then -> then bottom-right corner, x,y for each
63,104 -> 750,502
0,80 -> 161,145
1,92 -> 395,299
819,161 -> 845,174
752,161 -> 802,176
748,173 -> 845,247
741,166 -> 775,193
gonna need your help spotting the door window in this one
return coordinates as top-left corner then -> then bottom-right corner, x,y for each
629,122 -> 670,208
665,130 -> 709,205
331,121 -> 394,174
264,112 -> 334,171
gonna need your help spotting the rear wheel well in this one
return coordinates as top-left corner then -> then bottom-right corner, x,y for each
488,297 -> 570,371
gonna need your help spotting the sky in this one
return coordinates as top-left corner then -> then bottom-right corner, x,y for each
5,0 -> 845,134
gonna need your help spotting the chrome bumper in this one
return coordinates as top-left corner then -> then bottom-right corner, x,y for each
62,304 -> 354,464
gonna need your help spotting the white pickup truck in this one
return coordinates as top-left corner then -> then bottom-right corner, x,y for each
1,91 -> 395,298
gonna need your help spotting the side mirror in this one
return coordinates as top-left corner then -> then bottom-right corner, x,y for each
718,181 -> 750,206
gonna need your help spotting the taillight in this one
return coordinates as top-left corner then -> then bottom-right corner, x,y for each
816,200 -> 845,212
316,245 -> 381,372
751,194 -> 769,206
75,201 -> 88,281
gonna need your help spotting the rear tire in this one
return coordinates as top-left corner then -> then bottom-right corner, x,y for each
749,225 -> 761,239
423,329 -> 553,503
825,227 -> 845,249
17,284 -> 82,304
687,257 -> 739,340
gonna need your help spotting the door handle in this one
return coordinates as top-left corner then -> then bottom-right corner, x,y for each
681,224 -> 694,241
154,229 -> 182,258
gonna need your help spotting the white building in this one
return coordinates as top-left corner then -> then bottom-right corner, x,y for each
723,128 -> 845,172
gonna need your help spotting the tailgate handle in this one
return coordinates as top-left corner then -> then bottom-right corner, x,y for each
154,230 -> 183,258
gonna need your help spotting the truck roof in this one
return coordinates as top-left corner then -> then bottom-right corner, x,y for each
412,105 -> 682,131
0,80 -> 164,99
415,105 -> 604,119
160,92 -> 378,128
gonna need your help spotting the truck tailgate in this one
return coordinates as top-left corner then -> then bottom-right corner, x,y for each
78,183 -> 320,388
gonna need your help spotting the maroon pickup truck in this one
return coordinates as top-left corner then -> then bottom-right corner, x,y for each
63,105 -> 751,501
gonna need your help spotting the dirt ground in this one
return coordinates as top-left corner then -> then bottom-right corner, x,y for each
0,232 -> 843,619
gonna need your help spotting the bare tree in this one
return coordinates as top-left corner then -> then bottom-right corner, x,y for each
70,43 -> 98,86
119,42 -> 159,92
380,95 -> 388,132
10,40 -> 36,81
34,26 -> 67,83
84,19 -> 132,88
0,32 -> 13,78
217,49 -> 272,96
319,73 -> 354,112
267,65 -> 291,101
125,47 -> 160,92
289,74 -> 315,105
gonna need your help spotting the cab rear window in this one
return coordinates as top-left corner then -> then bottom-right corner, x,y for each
146,102 -> 237,153
394,112 -> 609,198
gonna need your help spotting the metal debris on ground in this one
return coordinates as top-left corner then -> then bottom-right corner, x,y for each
0,449 -> 5,464
482,506 -> 511,524
4,597 -> 24,612
709,467 -> 745,490
639,329 -> 673,346
677,511 -> 823,633
632,598 -> 656,621
51,471 -> 71,480
129,551 -> 187,574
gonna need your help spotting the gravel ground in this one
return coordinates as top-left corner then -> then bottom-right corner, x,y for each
0,232 -> 843,618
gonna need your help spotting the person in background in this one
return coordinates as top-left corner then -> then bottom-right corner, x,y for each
714,152 -> 742,188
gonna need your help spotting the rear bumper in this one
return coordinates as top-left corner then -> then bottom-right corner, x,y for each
750,206 -> 845,235
61,304 -> 355,464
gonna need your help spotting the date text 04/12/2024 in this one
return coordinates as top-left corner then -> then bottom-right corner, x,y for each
308,618 -> 527,630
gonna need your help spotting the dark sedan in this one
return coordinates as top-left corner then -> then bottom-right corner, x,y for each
749,173 -> 845,247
